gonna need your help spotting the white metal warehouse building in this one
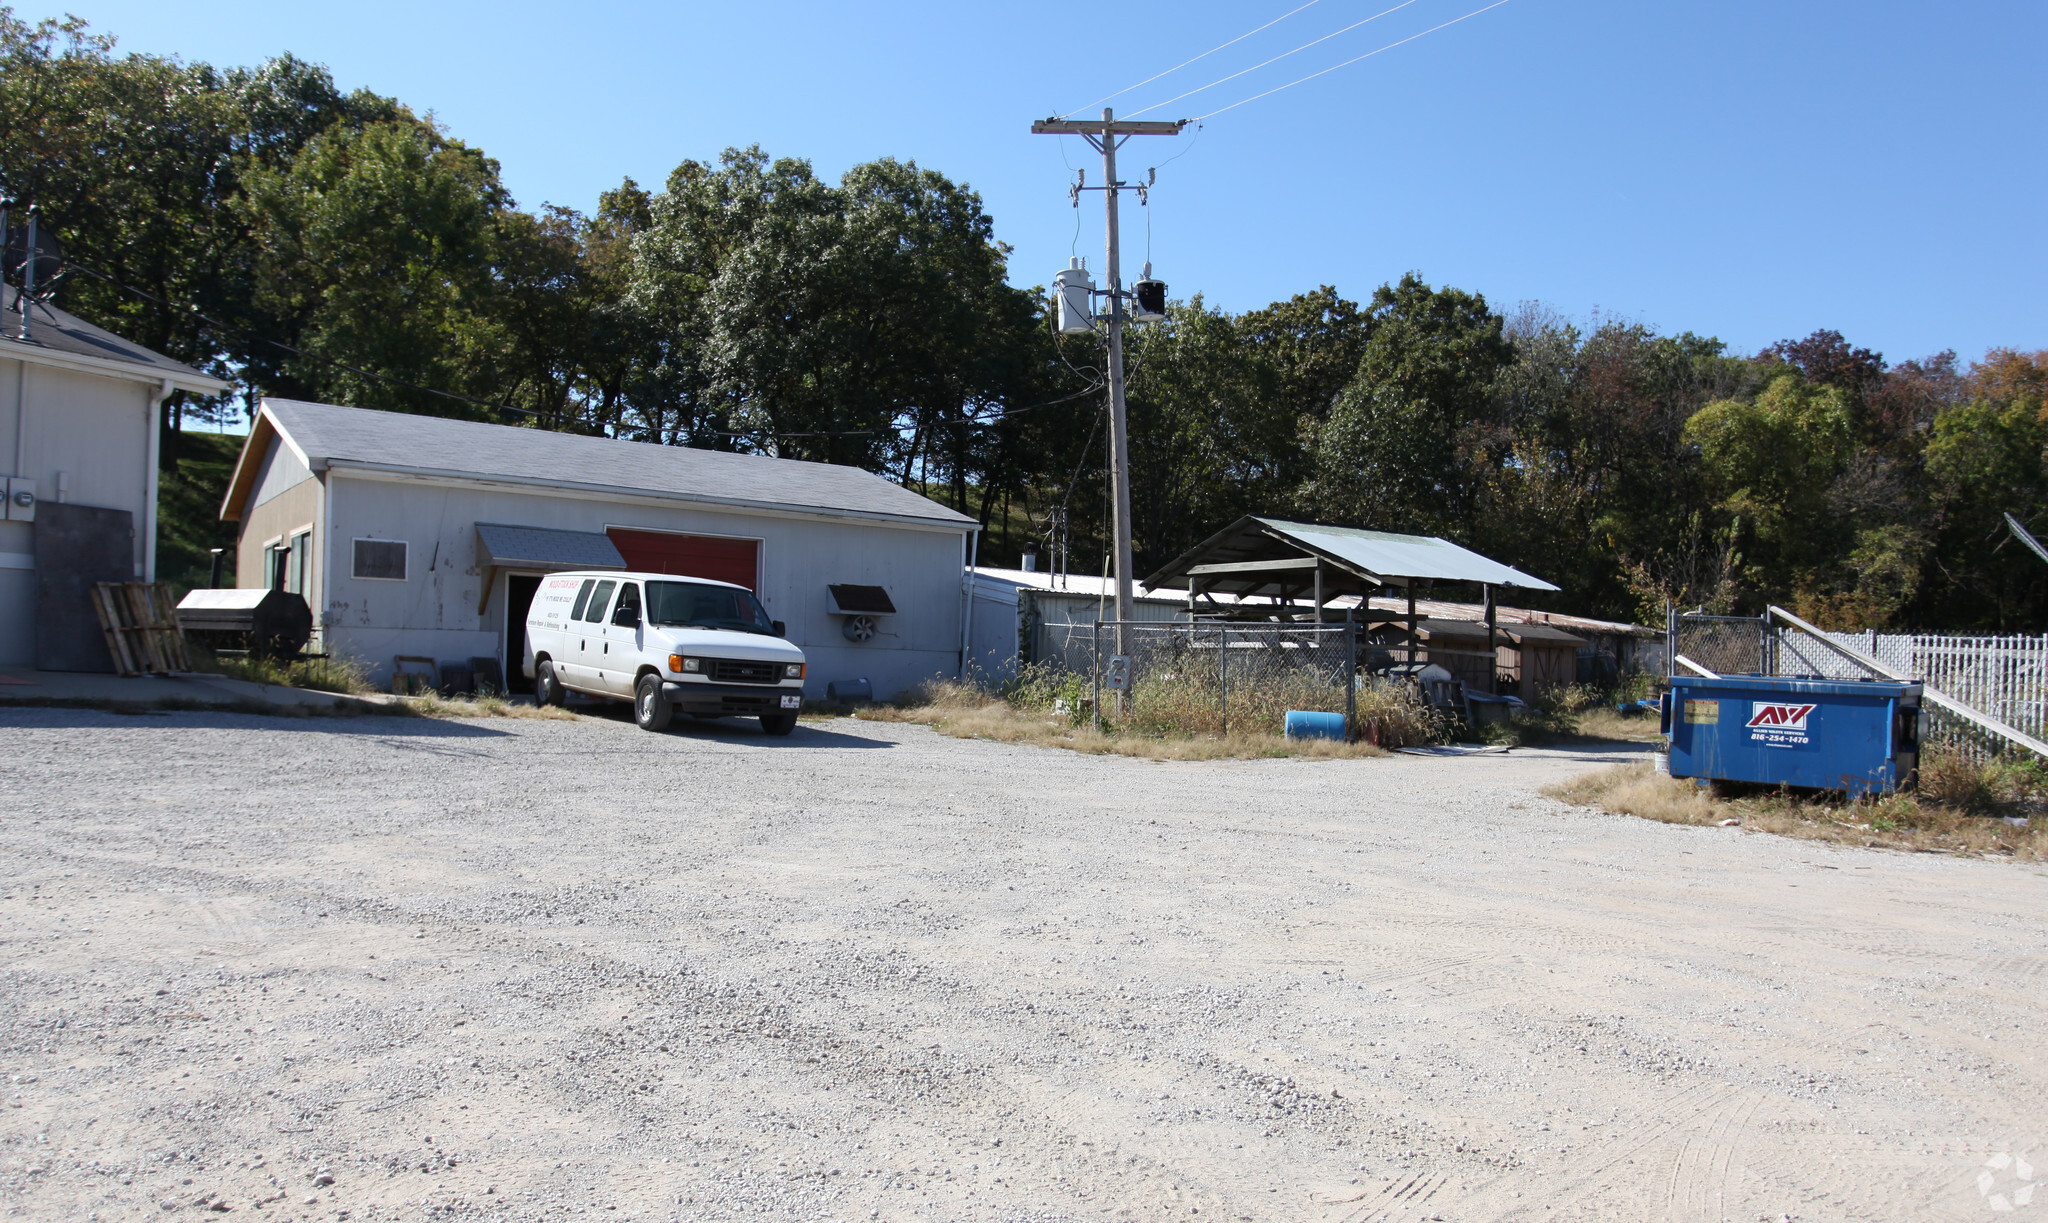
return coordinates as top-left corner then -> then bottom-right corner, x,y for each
219,399 -> 979,699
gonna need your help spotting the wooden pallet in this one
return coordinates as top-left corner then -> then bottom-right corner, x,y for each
90,582 -> 192,676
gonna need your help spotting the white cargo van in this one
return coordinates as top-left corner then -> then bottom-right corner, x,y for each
524,570 -> 806,734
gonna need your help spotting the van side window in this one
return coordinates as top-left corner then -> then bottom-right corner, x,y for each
614,582 -> 640,623
584,579 -> 617,623
569,579 -> 596,621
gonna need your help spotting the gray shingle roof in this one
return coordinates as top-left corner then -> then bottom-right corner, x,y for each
1,285 -> 228,392
263,398 -> 975,528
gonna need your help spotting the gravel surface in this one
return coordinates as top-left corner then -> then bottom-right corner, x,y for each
2,706 -> 2045,1222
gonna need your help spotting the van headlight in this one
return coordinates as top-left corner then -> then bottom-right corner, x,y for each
670,655 -> 702,674
784,663 -> 805,679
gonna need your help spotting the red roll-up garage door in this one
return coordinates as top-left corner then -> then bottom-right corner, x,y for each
606,529 -> 760,591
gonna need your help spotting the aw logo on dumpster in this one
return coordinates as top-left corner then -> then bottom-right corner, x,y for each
1747,701 -> 1817,748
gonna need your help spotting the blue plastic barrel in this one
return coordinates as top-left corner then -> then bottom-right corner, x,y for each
1284,710 -> 1347,741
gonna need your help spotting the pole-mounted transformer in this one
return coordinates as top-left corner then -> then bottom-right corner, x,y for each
1054,257 -> 1095,334
1132,261 -> 1167,323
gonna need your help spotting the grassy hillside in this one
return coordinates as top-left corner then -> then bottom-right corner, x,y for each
156,430 -> 245,597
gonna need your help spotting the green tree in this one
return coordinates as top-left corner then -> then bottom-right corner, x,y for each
1682,374 -> 1856,608
0,11 -> 398,441
627,147 -> 1048,508
239,120 -> 510,416
1920,393 -> 2048,628
1302,273 -> 1511,536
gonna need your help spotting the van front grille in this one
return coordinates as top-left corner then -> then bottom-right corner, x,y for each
709,658 -> 782,685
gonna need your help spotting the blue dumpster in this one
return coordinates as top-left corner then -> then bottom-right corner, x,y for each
1660,675 -> 1922,795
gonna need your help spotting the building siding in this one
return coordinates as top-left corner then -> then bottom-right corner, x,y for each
0,357 -> 157,665
234,475 -> 322,620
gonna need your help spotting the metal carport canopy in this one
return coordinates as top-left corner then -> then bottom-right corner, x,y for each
1143,516 -> 1559,598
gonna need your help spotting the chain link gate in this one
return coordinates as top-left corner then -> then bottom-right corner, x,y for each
1668,610 -> 1770,677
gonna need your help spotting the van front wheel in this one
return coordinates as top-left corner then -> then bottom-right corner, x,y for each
760,713 -> 797,736
535,660 -> 565,707
635,674 -> 672,731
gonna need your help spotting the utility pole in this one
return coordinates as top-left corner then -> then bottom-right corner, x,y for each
1030,109 -> 1185,638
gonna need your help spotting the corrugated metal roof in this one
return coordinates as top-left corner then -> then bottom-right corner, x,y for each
972,566 -> 1188,604
1251,518 -> 1559,591
256,398 -> 976,528
1413,618 -> 1587,647
474,523 -> 626,570
1361,596 -> 1656,638
1144,515 -> 1558,595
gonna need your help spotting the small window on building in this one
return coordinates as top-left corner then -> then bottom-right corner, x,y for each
263,538 -> 287,590
353,538 -> 408,581
287,529 -> 311,595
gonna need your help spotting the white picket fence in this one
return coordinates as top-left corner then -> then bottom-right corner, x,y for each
1774,629 -> 2048,749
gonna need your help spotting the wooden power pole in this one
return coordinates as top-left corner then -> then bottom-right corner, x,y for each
1029,109 -> 1185,638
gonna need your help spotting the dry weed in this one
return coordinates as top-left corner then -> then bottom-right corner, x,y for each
213,652 -> 378,696
858,680 -> 1384,762
1548,762 -> 2045,861
403,692 -> 580,721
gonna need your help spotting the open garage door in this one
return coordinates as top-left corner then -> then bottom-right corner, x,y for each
606,528 -> 759,592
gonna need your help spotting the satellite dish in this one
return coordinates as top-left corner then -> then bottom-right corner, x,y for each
841,614 -> 877,643
3,223 -> 63,295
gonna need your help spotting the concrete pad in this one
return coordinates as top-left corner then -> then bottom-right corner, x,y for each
0,664 -> 403,711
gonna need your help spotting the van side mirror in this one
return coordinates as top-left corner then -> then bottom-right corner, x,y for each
771,620 -> 786,638
612,604 -> 639,628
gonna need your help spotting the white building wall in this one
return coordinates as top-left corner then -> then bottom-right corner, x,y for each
319,470 -> 971,700
0,356 -> 156,665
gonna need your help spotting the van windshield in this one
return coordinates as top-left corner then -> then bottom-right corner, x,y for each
645,581 -> 776,635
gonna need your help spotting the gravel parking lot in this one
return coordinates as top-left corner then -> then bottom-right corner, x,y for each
3,706 -> 2045,1222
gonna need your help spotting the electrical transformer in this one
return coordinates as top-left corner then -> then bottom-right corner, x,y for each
1054,258 -> 1095,334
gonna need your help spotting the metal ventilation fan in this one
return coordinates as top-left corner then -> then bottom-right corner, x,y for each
841,614 -> 877,643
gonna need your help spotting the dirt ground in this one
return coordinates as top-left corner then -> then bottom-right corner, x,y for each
2,707 -> 2044,1223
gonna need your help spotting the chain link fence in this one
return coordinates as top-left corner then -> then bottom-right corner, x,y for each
1669,612 -> 2045,761
1037,620 -> 1359,737
1669,613 -> 1768,677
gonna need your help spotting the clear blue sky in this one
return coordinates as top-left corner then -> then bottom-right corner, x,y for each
55,0 -> 2048,365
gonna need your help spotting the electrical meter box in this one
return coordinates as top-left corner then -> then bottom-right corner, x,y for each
1661,674 -> 1923,796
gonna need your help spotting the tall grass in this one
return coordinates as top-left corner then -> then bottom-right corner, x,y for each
866,662 -> 1451,759
1551,747 -> 2045,860
213,653 -> 377,696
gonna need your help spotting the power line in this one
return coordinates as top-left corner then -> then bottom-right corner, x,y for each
1058,0 -> 1328,120
64,260 -> 544,420
70,256 -> 1102,443
1192,0 -> 1517,120
1125,0 -> 1425,118
705,382 -> 1107,441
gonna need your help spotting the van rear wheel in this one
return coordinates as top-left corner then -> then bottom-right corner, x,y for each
635,674 -> 672,731
760,713 -> 797,736
535,660 -> 565,707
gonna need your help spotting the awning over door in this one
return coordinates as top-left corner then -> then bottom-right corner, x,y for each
475,523 -> 626,613
476,523 -> 628,571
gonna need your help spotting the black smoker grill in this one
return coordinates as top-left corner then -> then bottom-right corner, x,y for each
175,587 -> 314,660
